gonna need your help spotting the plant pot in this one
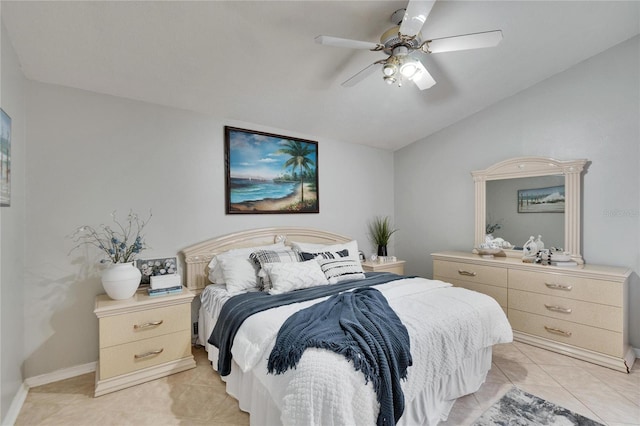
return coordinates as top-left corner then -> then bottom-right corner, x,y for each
101,262 -> 141,300
377,245 -> 388,257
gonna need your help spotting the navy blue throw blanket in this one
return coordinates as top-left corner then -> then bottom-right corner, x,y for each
267,287 -> 412,426
209,272 -> 407,376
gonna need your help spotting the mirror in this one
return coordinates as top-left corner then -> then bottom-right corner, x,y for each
486,175 -> 565,249
472,157 -> 589,263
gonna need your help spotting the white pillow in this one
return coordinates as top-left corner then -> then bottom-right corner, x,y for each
219,257 -> 258,295
263,260 -> 329,295
290,240 -> 359,259
207,241 -> 285,283
315,256 -> 366,284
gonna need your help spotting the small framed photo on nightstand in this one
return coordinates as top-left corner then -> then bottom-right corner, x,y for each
136,257 -> 178,286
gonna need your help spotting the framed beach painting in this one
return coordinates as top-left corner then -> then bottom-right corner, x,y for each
1,109 -> 11,207
225,126 -> 319,214
518,185 -> 565,213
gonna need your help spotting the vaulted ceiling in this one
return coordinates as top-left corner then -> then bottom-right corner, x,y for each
2,1 -> 639,150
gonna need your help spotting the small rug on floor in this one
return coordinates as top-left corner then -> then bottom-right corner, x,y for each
472,387 -> 604,426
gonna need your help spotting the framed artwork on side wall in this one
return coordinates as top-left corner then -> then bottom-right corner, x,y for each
225,126 -> 319,214
1,109 -> 11,207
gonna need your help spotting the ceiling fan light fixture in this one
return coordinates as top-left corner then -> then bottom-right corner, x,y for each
321,0 -> 502,91
399,60 -> 419,79
382,62 -> 398,76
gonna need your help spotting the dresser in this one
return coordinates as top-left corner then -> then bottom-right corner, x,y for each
94,287 -> 196,396
361,259 -> 406,275
433,251 -> 634,373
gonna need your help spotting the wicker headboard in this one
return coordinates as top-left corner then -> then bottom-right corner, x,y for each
180,227 -> 352,292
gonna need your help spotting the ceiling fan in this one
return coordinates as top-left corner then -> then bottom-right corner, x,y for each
315,0 -> 503,90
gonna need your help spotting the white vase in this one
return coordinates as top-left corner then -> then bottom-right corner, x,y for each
101,262 -> 142,300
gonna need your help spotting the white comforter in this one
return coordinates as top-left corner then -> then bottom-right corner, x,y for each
202,277 -> 512,425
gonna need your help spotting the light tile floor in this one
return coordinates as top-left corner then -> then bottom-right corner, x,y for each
16,342 -> 639,426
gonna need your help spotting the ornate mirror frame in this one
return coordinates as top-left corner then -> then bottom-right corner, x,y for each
472,157 -> 589,264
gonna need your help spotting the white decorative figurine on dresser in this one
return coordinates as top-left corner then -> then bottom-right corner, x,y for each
434,156 -> 634,373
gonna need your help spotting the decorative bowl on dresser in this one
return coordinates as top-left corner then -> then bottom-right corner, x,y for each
94,287 -> 196,396
432,251 -> 633,372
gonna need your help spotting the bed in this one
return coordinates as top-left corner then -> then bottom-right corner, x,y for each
182,227 -> 512,426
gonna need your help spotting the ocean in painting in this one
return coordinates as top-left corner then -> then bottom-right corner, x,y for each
230,178 -> 297,203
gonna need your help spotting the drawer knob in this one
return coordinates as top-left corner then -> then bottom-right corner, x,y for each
544,326 -> 572,337
545,283 -> 572,291
134,348 -> 164,359
457,270 -> 477,277
133,320 -> 164,330
544,304 -> 572,314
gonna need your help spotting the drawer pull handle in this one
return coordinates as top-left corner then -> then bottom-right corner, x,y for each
134,349 -> 164,359
457,270 -> 477,277
545,283 -> 572,291
544,326 -> 572,337
545,304 -> 572,314
133,320 -> 164,330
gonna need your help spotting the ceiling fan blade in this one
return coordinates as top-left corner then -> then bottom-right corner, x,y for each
341,62 -> 383,87
399,0 -> 436,37
411,60 -> 436,90
315,35 -> 381,50
426,30 -> 503,53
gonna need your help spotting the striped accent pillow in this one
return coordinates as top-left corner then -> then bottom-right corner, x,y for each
250,249 -> 301,291
315,256 -> 366,284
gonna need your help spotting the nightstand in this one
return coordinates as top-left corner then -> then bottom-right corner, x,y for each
94,287 -> 196,396
361,259 -> 405,275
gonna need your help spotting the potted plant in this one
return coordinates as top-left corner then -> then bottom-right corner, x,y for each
367,216 -> 398,257
70,210 -> 151,299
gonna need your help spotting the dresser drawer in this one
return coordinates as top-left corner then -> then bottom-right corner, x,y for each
508,269 -> 622,306
508,309 -> 624,357
440,277 -> 508,308
433,260 -> 507,287
508,289 -> 622,332
99,331 -> 192,380
99,303 -> 190,348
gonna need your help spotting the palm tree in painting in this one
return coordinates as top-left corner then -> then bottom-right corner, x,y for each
277,140 -> 315,203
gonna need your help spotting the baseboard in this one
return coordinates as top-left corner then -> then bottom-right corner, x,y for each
24,361 -> 96,388
1,382 -> 28,426
2,362 -> 97,425
634,346 -> 640,359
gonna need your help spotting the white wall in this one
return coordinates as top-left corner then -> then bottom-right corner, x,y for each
0,19 -> 27,422
394,36 -> 640,346
22,81 -> 394,377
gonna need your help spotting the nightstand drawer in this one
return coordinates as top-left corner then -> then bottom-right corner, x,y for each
99,303 -> 190,348
433,260 -> 507,287
361,260 -> 405,275
99,331 -> 192,380
509,289 -> 622,332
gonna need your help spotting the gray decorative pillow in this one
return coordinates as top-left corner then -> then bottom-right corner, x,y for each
250,249 -> 301,291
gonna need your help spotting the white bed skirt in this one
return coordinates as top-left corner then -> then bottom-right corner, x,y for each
200,339 -> 491,426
